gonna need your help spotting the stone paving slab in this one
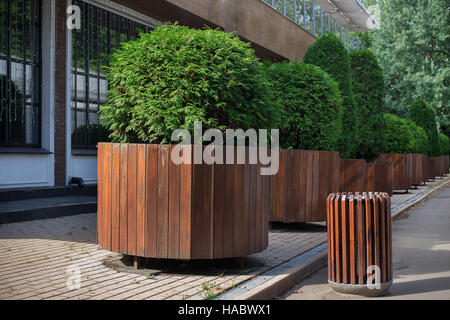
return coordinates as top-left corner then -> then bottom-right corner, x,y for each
0,176 -> 447,300
0,214 -> 326,300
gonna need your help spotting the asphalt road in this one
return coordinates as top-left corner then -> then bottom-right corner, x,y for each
280,184 -> 450,300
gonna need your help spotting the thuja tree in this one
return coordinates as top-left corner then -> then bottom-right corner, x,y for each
100,24 -> 279,144
407,122 -> 429,155
409,99 -> 440,156
383,113 -> 413,154
349,49 -> 386,161
303,34 -> 358,158
260,61 -> 343,151
439,133 -> 449,156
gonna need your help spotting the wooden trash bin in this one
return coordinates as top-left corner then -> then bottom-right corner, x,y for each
327,193 -> 393,297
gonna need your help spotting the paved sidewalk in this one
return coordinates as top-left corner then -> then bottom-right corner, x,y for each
0,176 -> 447,300
280,183 -> 450,300
0,214 -> 326,300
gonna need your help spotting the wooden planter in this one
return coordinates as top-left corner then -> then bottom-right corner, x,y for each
327,193 -> 392,296
269,150 -> 340,223
97,143 -> 270,260
365,162 -> 394,196
339,159 -> 366,193
444,155 -> 449,176
430,156 -> 444,178
377,154 -> 411,192
422,156 -> 432,183
409,154 -> 425,186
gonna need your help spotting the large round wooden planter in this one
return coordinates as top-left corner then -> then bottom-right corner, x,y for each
422,156 -> 432,183
430,156 -> 444,178
269,150 -> 340,223
365,162 -> 393,196
97,143 -> 269,260
444,155 -> 449,176
409,154 -> 425,186
339,159 -> 366,193
377,154 -> 411,192
327,193 -> 392,297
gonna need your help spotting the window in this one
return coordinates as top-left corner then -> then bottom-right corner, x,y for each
71,0 -> 152,150
0,0 -> 41,147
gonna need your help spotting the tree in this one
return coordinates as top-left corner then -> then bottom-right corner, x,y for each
383,113 -> 413,154
409,99 -> 440,156
369,0 -> 450,137
349,49 -> 386,161
260,61 -> 343,151
439,133 -> 449,156
100,25 -> 279,144
303,34 -> 358,158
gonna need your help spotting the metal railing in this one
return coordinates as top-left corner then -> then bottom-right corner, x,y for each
261,0 -> 363,50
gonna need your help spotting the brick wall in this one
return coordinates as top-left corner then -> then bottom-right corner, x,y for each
54,0 -> 67,186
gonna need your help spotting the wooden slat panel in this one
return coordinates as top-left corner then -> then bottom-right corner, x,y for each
102,143 -> 112,250
365,193 -> 373,280
97,144 -> 104,247
156,145 -> 169,258
223,146 -> 235,257
213,149 -> 225,259
247,152 -> 257,255
334,194 -> 341,283
357,194 -> 364,284
290,150 -> 300,222
242,155 -> 250,255
328,194 -> 336,282
349,194 -> 356,284
254,156 -> 263,252
298,150 -> 307,222
305,151 -> 314,222
311,151 -> 320,221
145,145 -> 158,258
233,157 -> 245,257
119,144 -> 128,254
136,144 -> 146,257
179,145 -> 192,260
111,144 -> 121,252
341,194 -> 348,284
127,144 -> 137,256
168,145 -> 181,259
378,193 -> 387,283
317,152 -> 329,222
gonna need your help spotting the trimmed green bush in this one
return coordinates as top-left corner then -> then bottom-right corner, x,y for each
439,133 -> 449,156
383,113 -> 413,154
100,24 -> 279,144
383,113 -> 429,154
409,99 -> 440,156
407,122 -> 429,155
349,49 -> 386,161
260,61 -> 343,151
303,34 -> 357,158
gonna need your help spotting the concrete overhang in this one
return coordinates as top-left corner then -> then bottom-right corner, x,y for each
315,0 -> 380,32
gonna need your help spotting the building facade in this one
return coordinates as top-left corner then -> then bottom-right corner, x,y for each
0,0 -> 377,190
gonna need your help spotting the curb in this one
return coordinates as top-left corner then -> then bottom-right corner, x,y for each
222,177 -> 449,301
391,177 -> 450,220
235,249 -> 328,300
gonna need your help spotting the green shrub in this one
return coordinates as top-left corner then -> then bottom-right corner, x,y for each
100,24 -> 279,144
303,34 -> 357,158
439,133 -> 449,156
383,113 -> 413,154
409,99 -> 440,156
260,61 -> 343,151
349,50 -> 386,161
407,121 -> 429,155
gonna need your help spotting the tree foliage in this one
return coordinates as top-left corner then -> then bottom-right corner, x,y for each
368,0 -> 450,137
439,133 -> 449,156
303,33 -> 358,158
261,61 -> 343,151
409,99 -> 440,156
100,24 -> 279,144
349,49 -> 386,161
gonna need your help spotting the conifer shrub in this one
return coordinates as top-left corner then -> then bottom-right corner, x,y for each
260,61 -> 343,151
100,24 -> 279,144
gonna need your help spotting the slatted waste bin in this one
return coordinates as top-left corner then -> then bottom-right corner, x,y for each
327,193 -> 393,297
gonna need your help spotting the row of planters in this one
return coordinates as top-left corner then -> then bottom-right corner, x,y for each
97,25 -> 449,260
